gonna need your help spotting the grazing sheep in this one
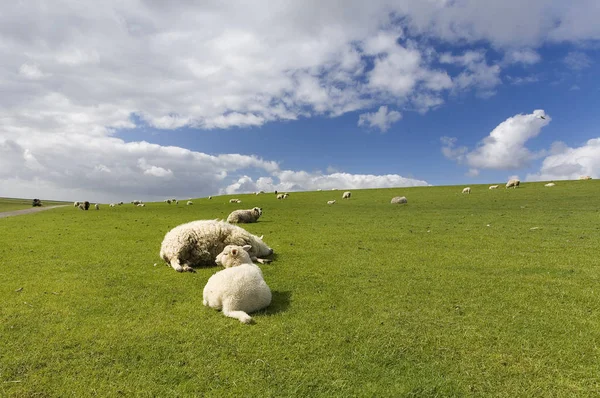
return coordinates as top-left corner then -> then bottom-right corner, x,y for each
277,194 -> 284,200
203,245 -> 271,324
342,191 -> 351,199
118,202 -> 123,205
462,187 -> 471,194
94,203 -> 99,210
159,219 -> 274,272
208,196 -> 213,199
283,193 -> 289,199
73,201 -> 80,207
132,200 -> 143,205
165,199 -> 172,204
227,207 -> 262,223
137,203 -> 145,207
187,201 -> 193,205
327,200 -> 336,205
390,196 -> 407,204
109,203 -> 116,207
506,179 -> 520,188
545,182 -> 556,187
489,185 -> 499,189
578,175 -> 592,180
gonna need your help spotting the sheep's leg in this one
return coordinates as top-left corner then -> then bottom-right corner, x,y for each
169,258 -> 184,272
222,308 -> 253,324
182,264 -> 196,273
254,258 -> 272,265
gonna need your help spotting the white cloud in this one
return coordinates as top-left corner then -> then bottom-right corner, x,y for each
440,51 -> 501,95
527,138 -> 600,181
503,49 -> 541,65
440,136 -> 468,162
466,169 -> 480,177
563,51 -> 593,70
358,106 -> 402,132
464,110 -> 550,170
18,63 -> 49,80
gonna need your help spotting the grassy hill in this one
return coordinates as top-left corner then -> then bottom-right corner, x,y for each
1,181 -> 599,396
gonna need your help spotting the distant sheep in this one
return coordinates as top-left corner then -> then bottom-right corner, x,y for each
203,245 -> 271,324
283,193 -> 289,199
227,207 -> 262,223
390,196 -> 407,204
506,179 -> 520,188
229,199 -> 241,203
94,203 -> 99,210
342,191 -> 351,199
165,199 -> 172,204
78,201 -> 90,210
132,200 -> 143,205
118,202 -> 124,205
545,182 -> 556,187
109,203 -> 116,207
327,200 -> 336,205
187,201 -> 193,205
489,185 -> 499,189
277,194 -> 285,200
208,196 -> 213,199
73,201 -> 80,207
159,219 -> 274,272
137,203 -> 145,207
578,176 -> 592,180
462,187 -> 471,194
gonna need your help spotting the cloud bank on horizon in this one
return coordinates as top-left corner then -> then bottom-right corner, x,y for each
1,0 -> 599,201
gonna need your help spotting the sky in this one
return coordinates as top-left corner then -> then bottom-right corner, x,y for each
1,0 -> 599,202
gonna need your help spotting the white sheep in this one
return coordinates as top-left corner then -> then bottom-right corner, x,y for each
137,203 -> 145,207
159,219 -> 274,272
227,207 -> 262,223
390,196 -> 407,204
545,182 -> 556,187
109,203 -> 116,207
342,191 -> 351,199
462,187 -> 471,194
118,202 -> 124,205
277,194 -> 284,200
578,175 -> 592,180
187,201 -> 193,205
283,193 -> 289,199
215,244 -> 253,268
73,201 -> 80,207
94,203 -> 100,210
489,185 -> 499,189
165,199 -> 172,204
327,200 -> 336,205
229,199 -> 241,203
208,196 -> 213,199
506,179 -> 520,188
203,245 -> 271,324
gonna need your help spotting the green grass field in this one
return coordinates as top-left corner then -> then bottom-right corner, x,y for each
0,197 -> 69,213
1,181 -> 599,397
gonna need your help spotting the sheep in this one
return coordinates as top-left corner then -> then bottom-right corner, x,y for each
578,175 -> 592,180
215,244 -> 253,268
283,193 -> 289,199
137,203 -> 145,207
132,200 -> 143,205
390,196 -> 407,204
506,179 -> 520,188
73,201 -> 80,207
489,185 -> 499,189
203,245 -> 271,324
208,196 -> 213,199
165,199 -> 172,204
229,199 -> 241,203
462,187 -> 471,194
327,200 -> 336,205
317,189 -> 322,191
342,191 -> 351,199
227,207 -> 262,223
159,219 -> 274,273
94,203 -> 100,210
187,201 -> 193,205
109,203 -> 116,207
545,182 -> 556,187
277,194 -> 284,200
176,200 -> 179,205
118,202 -> 124,205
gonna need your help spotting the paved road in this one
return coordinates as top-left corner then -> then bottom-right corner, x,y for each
0,205 -> 70,219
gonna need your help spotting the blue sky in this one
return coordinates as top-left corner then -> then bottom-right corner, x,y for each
1,1 -> 599,202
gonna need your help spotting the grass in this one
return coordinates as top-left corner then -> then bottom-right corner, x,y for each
0,197 -> 69,213
1,181 -> 599,397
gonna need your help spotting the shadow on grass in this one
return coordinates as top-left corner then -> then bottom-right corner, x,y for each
263,290 -> 292,316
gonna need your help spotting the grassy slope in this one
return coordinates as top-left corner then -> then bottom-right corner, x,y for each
0,197 -> 70,213
1,182 -> 599,397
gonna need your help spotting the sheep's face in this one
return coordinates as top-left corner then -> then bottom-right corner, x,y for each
216,245 -> 252,268
253,207 -> 263,217
250,235 -> 274,258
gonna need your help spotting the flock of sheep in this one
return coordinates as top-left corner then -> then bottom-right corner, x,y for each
459,177 -> 592,194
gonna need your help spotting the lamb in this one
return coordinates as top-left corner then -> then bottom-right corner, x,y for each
187,201 -> 193,205
545,182 -> 556,187
342,191 -> 351,199
203,245 -> 271,324
489,185 -> 499,189
94,203 -> 100,210
462,187 -> 471,194
506,179 -> 520,188
327,200 -> 336,205
159,219 -> 274,272
390,196 -> 407,204
215,244 -> 253,268
227,207 -> 262,223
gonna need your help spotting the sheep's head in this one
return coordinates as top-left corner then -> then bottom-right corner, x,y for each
248,234 -> 273,258
253,207 -> 263,217
216,245 -> 253,268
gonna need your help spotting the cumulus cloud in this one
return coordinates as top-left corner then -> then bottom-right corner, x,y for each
358,106 -> 402,132
503,49 -> 541,65
563,51 -> 593,70
442,110 -> 551,174
527,138 -> 600,181
439,51 -> 501,96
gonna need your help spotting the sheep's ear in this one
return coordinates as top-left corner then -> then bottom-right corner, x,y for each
243,245 -> 252,252
259,235 -> 264,240
231,248 -> 238,256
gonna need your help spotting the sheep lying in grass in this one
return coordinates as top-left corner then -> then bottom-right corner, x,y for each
227,207 -> 262,223
462,187 -> 471,194
187,201 -> 193,205
137,203 -> 145,207
506,179 -> 520,188
159,220 -> 274,272
489,185 -> 499,189
203,245 -> 272,324
229,199 -> 241,203
545,182 -> 556,187
342,191 -> 351,199
327,200 -> 336,205
390,196 -> 407,204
